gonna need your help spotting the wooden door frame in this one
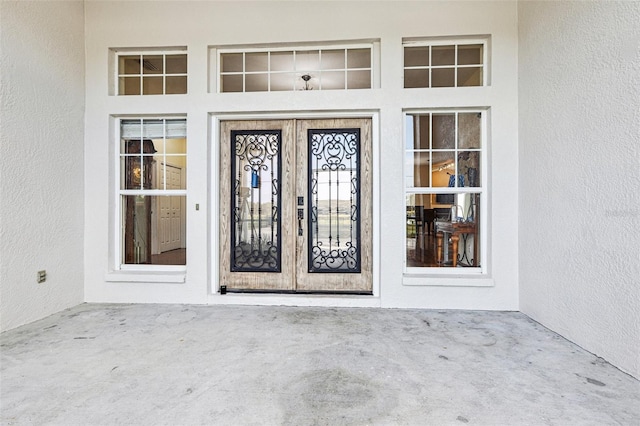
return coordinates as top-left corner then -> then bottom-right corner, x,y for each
211,111 -> 380,298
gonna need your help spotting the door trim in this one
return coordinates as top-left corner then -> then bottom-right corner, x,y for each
210,111 -> 380,300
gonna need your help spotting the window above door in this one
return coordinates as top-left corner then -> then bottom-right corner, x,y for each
211,40 -> 379,93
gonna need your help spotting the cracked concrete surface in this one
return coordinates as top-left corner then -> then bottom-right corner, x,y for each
1,304 -> 639,425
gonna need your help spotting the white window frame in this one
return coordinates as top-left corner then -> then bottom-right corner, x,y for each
403,108 -> 489,277
211,40 -> 380,93
110,47 -> 188,96
114,116 -> 187,272
403,37 -> 490,88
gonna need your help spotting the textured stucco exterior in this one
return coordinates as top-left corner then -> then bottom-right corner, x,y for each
518,1 -> 640,378
0,0 -> 638,380
0,1 -> 85,331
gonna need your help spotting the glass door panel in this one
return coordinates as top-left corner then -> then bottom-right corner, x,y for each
307,129 -> 361,272
230,131 -> 282,272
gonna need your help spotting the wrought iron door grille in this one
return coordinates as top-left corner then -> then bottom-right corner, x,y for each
230,130 -> 282,272
307,128 -> 361,273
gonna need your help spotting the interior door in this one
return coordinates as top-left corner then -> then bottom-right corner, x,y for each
158,164 -> 183,253
219,118 -> 372,294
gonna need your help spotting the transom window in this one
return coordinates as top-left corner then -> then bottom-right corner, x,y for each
116,51 -> 187,95
217,43 -> 374,92
405,110 -> 486,272
404,39 -> 487,88
117,118 -> 187,268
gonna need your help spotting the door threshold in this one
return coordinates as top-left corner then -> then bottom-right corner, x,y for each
222,288 -> 373,296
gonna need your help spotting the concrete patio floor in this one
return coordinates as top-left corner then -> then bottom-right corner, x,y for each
1,303 -> 639,425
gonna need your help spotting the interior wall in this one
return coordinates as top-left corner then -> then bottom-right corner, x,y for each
518,1 -> 640,378
0,1 -> 85,331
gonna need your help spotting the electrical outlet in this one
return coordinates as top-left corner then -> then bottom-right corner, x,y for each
37,270 -> 46,283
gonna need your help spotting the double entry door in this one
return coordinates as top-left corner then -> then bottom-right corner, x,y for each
219,118 -> 372,293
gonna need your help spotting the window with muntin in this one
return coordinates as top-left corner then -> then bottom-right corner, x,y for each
404,39 -> 487,88
405,110 -> 486,272
116,51 -> 187,95
216,42 -> 375,92
118,118 -> 187,268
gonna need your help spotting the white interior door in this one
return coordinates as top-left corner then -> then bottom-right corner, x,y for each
159,163 -> 183,253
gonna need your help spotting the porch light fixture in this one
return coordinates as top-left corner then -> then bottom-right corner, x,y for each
301,74 -> 313,90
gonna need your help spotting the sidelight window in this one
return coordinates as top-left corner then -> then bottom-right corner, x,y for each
405,110 -> 486,272
117,118 -> 187,268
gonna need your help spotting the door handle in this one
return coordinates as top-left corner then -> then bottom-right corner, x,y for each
298,208 -> 304,236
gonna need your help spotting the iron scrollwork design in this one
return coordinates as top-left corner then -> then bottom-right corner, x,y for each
231,131 -> 281,272
308,129 -> 361,273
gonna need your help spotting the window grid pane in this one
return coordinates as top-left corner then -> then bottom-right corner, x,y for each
117,53 -> 187,95
219,45 -> 373,92
119,119 -> 187,191
404,41 -> 485,88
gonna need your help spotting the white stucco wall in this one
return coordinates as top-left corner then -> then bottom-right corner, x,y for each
518,1 -> 640,378
0,1 -> 85,331
83,1 -> 519,310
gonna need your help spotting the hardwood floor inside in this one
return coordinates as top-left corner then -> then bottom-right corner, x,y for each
150,248 -> 186,265
406,232 -> 454,267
